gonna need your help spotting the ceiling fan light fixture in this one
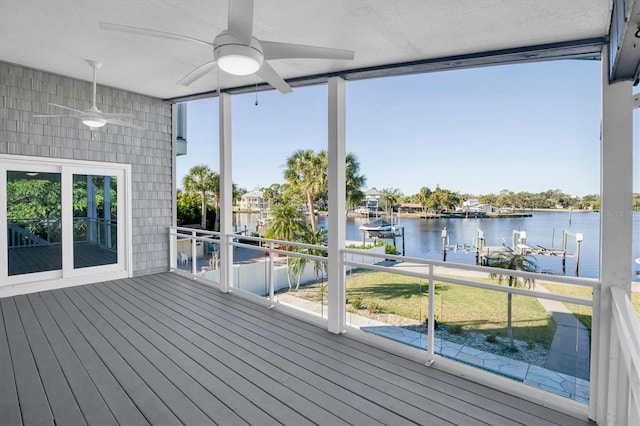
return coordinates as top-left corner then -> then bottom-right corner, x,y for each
215,40 -> 263,76
82,117 -> 107,128
218,54 -> 260,75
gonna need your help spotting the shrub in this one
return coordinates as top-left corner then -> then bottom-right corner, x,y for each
374,241 -> 399,255
383,242 -> 398,255
485,333 -> 497,343
367,301 -> 381,314
448,324 -> 464,335
346,243 -> 376,249
351,296 -> 363,310
424,315 -> 439,330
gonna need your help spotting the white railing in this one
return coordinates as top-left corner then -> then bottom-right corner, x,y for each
608,286 -> 640,425
342,248 -> 598,368
74,217 -> 117,249
7,221 -> 52,248
169,227 -> 333,308
169,227 -> 221,277
168,226 -> 614,407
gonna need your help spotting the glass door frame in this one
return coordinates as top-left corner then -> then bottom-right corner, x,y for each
0,154 -> 132,292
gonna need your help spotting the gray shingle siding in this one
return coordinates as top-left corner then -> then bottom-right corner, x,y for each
0,61 -> 173,277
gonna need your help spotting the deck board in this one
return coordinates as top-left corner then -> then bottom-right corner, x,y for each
13,295 -> 87,426
0,301 -> 22,426
144,274 -> 563,425
49,290 -> 182,425
107,277 -> 400,426
0,272 -> 594,426
128,275 -> 465,425
1,298 -> 54,426
37,291 -> 150,426
25,293 -> 119,426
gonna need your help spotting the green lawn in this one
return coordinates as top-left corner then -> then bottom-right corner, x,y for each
292,270 -> 640,349
296,270 -> 556,346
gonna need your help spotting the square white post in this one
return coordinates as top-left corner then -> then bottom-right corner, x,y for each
219,93 -> 233,293
171,103 -> 178,228
327,76 -> 347,334
593,44 -> 634,425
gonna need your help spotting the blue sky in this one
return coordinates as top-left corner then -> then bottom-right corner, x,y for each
177,59 -> 639,197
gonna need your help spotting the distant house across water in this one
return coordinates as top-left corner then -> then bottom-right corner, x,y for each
355,187 -> 384,215
238,189 -> 270,211
398,203 -> 423,213
458,198 -> 498,213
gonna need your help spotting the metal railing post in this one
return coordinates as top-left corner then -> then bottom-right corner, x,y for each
426,263 -> 435,366
191,230 -> 197,276
268,242 -> 275,307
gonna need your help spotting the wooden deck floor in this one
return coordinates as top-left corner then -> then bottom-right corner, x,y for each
0,272 -> 594,426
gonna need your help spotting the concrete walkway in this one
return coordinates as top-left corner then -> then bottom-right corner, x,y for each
536,285 -> 591,380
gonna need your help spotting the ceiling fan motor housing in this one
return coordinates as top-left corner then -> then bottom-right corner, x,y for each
213,32 -> 264,75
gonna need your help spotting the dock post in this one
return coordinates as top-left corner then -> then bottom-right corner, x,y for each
575,233 -> 583,276
441,227 -> 447,261
562,231 -> 568,274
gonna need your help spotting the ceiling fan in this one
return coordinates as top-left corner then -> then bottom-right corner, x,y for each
33,60 -> 145,130
100,0 -> 354,94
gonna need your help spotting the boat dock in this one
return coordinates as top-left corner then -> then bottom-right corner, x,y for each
444,228 -> 584,276
419,212 -> 533,219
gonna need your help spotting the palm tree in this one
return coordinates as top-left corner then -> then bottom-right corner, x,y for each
381,188 -> 402,215
284,149 -> 366,230
264,204 -> 306,244
416,187 -> 432,213
288,226 -> 328,290
486,252 -> 537,349
346,153 -> 367,211
182,165 -> 218,229
284,149 -> 325,232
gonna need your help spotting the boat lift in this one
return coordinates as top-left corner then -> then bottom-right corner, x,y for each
444,227 -> 584,276
360,215 -> 406,256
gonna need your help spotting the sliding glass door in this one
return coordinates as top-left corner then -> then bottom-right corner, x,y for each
1,156 -> 130,288
6,170 -> 62,276
72,174 -> 119,269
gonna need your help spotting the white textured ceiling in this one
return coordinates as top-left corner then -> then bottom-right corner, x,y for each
0,0 -> 612,100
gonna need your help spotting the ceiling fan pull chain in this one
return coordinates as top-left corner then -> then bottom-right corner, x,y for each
217,66 -> 221,97
254,80 -> 259,106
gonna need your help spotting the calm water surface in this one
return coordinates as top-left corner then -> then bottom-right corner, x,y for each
235,211 -> 640,281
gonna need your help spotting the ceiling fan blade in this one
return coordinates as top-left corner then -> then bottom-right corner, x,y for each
255,62 -> 292,94
48,103 -> 87,115
227,0 -> 253,45
262,40 -> 355,61
32,114 -> 81,118
100,112 -> 134,119
105,119 -> 146,130
177,60 -> 218,86
100,22 -> 213,48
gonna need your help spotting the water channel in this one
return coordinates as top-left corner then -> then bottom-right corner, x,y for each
234,210 -> 640,281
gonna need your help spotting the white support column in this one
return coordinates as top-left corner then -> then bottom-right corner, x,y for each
87,176 -> 96,243
327,76 -> 347,334
594,44 -> 634,425
171,103 -> 178,227
219,93 -> 233,293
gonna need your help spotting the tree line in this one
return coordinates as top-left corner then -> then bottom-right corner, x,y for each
177,153 -> 640,229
